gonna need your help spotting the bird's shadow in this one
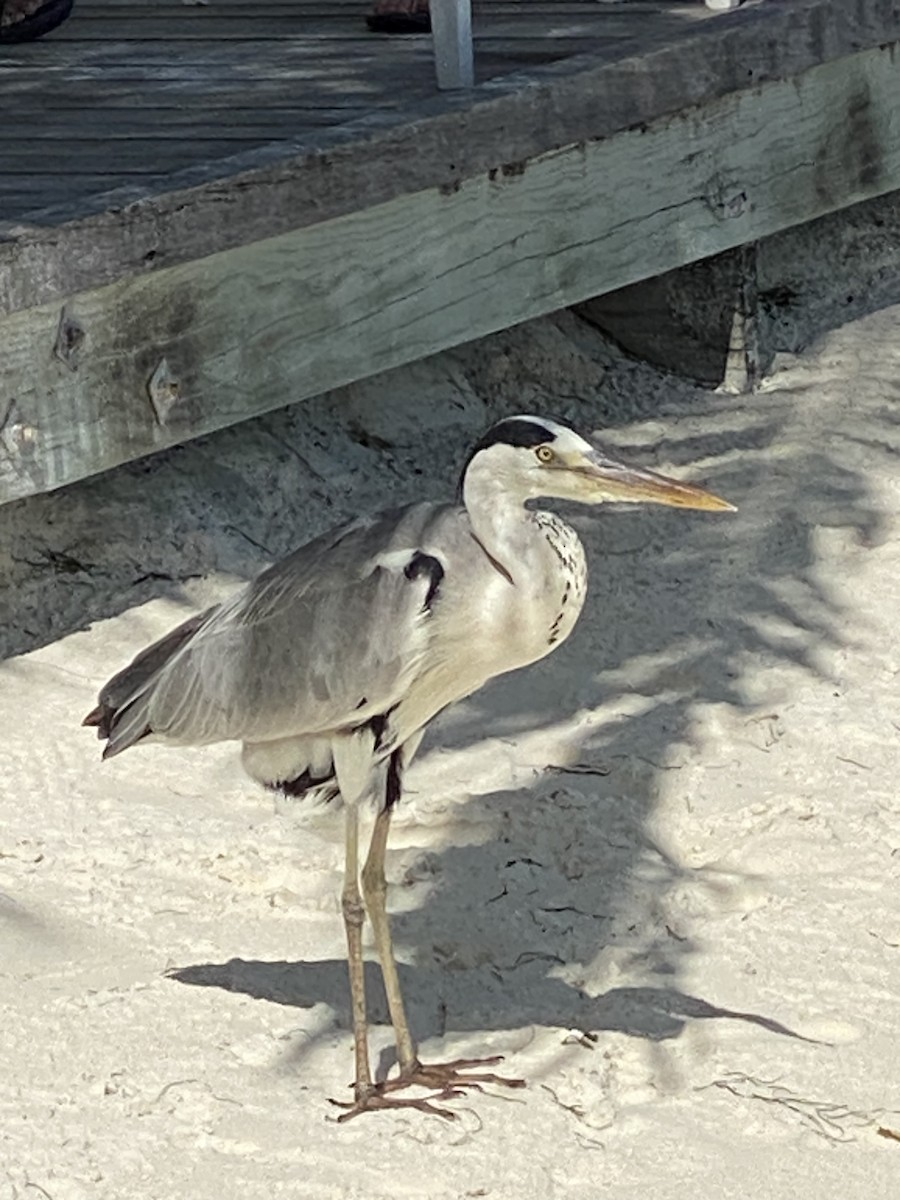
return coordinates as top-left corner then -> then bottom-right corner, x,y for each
169,960 -> 815,1079
167,747 -> 819,1076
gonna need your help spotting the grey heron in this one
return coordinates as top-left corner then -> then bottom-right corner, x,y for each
84,414 -> 734,1120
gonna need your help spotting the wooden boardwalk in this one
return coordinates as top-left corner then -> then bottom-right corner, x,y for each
2,0 -> 900,506
3,1 -> 720,224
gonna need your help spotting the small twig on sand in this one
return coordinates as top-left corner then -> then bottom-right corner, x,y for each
701,1073 -> 882,1142
545,762 -> 610,777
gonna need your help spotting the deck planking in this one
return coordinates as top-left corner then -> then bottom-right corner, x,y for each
0,1 -> 712,224
3,0 -> 900,508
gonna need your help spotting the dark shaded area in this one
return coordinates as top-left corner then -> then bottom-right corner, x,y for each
575,249 -> 751,387
170,957 -> 817,1054
578,192 -> 900,389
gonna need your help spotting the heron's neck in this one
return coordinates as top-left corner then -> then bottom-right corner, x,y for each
462,471 -> 546,581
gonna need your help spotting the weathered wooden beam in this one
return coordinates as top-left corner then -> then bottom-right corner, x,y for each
2,0 -> 899,318
1,39 -> 899,506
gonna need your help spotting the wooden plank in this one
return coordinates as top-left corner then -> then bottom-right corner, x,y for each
0,0 -> 894,318
1,39 -> 897,506
3,142 -> 282,174
57,0 -> 705,16
10,92 -> 391,112
1,115 -> 371,140
46,16 -> 643,40
71,1 -> 689,7
0,41 -> 432,69
0,177 -> 139,208
0,1 -> 724,232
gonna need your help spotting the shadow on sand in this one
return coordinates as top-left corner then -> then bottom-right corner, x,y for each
2,303 -> 893,1075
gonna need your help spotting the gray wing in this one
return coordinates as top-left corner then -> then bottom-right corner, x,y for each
97,503 -> 451,756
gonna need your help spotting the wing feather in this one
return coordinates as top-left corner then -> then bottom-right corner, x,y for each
98,503 -> 451,755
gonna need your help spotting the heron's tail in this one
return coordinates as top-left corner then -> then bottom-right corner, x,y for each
83,608 -> 214,758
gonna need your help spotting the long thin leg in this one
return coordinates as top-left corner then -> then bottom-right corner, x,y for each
332,788 -> 460,1122
341,804 -> 372,1101
361,794 -> 417,1071
360,752 -> 526,1102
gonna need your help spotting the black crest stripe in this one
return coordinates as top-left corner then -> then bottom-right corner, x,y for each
471,417 -> 555,454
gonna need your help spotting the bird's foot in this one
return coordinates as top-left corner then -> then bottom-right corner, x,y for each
330,1082 -> 457,1122
330,1058 -> 525,1121
382,1055 -> 526,1100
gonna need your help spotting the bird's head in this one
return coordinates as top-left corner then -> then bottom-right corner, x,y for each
460,415 -> 735,512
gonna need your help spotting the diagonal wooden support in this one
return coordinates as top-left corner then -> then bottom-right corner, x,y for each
431,0 -> 474,90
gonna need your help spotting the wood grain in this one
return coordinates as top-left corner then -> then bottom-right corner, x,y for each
2,0 -> 897,317
1,39 -> 897,506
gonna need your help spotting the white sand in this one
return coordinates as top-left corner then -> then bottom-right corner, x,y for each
2,281 -> 900,1197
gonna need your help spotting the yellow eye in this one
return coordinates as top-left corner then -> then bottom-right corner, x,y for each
535,445 -> 555,463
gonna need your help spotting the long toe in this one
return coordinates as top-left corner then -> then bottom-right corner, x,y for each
329,1091 -> 457,1122
382,1055 -> 526,1098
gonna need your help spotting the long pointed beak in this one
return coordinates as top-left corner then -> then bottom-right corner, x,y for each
582,450 -> 737,512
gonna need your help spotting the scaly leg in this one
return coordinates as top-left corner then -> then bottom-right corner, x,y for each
340,804 -> 372,1102
361,793 -> 417,1070
359,753 -> 526,1108
331,799 -> 460,1122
